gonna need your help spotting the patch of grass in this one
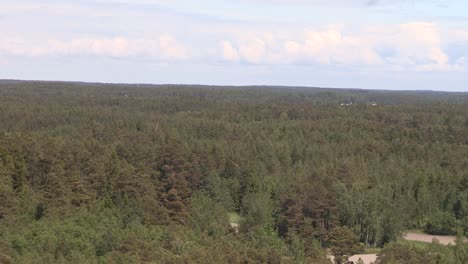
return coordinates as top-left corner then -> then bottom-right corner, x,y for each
404,229 -> 425,234
227,212 -> 242,224
396,239 -> 431,249
364,247 -> 381,254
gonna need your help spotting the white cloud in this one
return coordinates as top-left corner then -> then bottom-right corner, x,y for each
219,22 -> 466,72
157,35 -> 188,59
284,40 -> 301,56
219,27 -> 385,66
290,27 -> 383,65
0,37 -> 48,57
221,33 -> 283,63
221,41 -> 239,61
1,17 -> 467,73
238,37 -> 267,63
0,35 -> 188,60
382,22 -> 448,66
49,38 -> 132,57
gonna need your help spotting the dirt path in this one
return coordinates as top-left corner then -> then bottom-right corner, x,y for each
348,254 -> 377,264
327,232 -> 466,264
327,254 -> 377,264
403,232 -> 463,245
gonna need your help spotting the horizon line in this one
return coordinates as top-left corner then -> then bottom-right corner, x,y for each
1,79 -> 466,94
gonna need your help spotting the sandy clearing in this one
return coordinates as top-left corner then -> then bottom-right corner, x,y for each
326,232 -> 467,263
328,254 -> 377,264
403,232 -> 465,245
348,254 -> 377,264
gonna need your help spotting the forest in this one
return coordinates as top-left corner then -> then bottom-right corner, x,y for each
0,80 -> 467,263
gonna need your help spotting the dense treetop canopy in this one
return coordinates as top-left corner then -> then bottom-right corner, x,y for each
0,81 -> 467,263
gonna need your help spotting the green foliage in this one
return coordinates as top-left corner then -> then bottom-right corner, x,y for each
376,243 -> 434,264
425,210 -> 459,235
204,172 -> 236,211
326,226 -> 363,264
241,190 -> 274,230
376,240 -> 468,264
187,193 -> 229,237
0,81 -> 466,262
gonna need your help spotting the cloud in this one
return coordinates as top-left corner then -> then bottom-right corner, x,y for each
1,17 -> 466,73
287,26 -> 383,65
238,37 -> 267,63
221,41 -> 239,61
0,37 -> 48,57
220,27 -> 387,66
0,35 -> 188,60
155,35 -> 188,59
219,22 -> 467,72
221,33 -> 282,63
370,22 -> 448,68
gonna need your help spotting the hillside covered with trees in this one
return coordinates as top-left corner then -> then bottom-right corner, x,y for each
0,81 -> 467,263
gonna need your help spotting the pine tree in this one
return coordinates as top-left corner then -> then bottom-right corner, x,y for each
326,226 -> 362,264
0,161 -> 17,218
159,164 -> 192,223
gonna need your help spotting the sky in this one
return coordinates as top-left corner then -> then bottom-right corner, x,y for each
1,0 -> 468,91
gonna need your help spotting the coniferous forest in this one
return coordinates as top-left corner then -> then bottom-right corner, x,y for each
0,81 -> 467,263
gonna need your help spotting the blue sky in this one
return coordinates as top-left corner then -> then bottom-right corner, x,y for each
1,0 -> 468,91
